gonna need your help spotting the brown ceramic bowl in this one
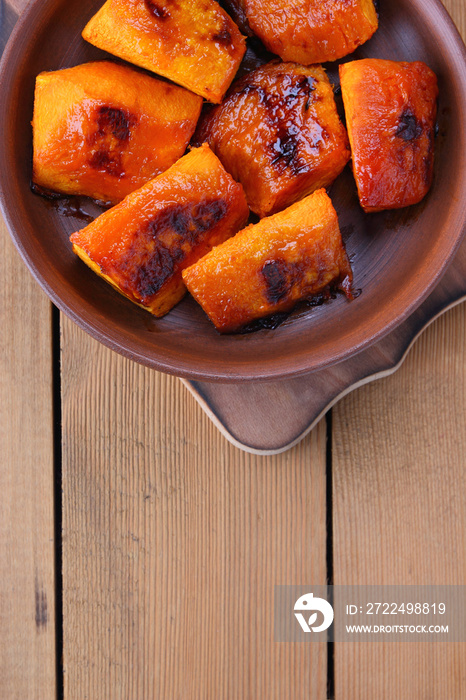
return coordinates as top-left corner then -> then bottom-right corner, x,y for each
0,0 -> 465,381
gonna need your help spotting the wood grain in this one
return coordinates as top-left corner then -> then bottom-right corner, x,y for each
332,1 -> 466,693
0,3 -> 56,698
0,218 -> 56,698
60,317 -> 328,700
332,300 -> 466,698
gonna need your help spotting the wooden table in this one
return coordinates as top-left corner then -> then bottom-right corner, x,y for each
1,0 -> 465,697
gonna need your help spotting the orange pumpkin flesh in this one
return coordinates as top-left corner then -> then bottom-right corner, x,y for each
340,59 -> 438,212
70,144 -> 249,316
228,0 -> 378,64
182,188 -> 353,333
194,61 -> 350,218
82,0 -> 246,103
32,61 -> 203,204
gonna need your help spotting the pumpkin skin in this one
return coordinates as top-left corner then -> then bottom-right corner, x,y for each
82,0 -> 246,103
222,0 -> 378,64
70,145 -> 249,317
32,61 -> 203,204
340,59 -> 439,213
182,188 -> 353,333
194,61 -> 350,218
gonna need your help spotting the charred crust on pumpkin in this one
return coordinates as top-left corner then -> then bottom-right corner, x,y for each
89,150 -> 124,177
235,73 -> 316,107
261,254 -> 353,308
145,0 -> 171,20
212,23 -> 232,46
232,72 -> 320,175
88,106 -> 137,177
95,106 -> 136,143
261,258 -> 298,304
116,199 -> 228,302
271,126 -> 300,169
396,109 -> 423,141
393,107 -> 435,186
283,75 -> 317,103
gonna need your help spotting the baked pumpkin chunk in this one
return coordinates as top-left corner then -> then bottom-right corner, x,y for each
82,0 -> 246,103
194,62 -> 350,217
182,188 -> 353,333
340,59 -> 438,212
70,145 -> 249,316
32,61 -> 203,204
227,0 -> 378,64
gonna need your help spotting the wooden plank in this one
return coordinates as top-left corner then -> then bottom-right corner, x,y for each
332,3 -> 466,694
60,317 -> 328,700
0,217 -> 56,698
332,302 -> 466,699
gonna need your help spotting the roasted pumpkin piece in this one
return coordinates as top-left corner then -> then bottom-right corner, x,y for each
340,59 -> 439,213
70,144 -> 249,316
32,61 -> 203,204
194,62 -> 350,218
182,188 -> 353,333
227,0 -> 378,64
82,0 -> 246,103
